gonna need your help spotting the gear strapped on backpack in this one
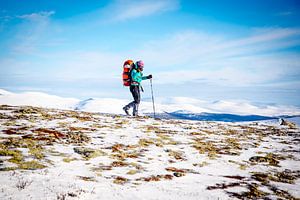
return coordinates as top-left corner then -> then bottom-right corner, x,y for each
122,60 -> 134,86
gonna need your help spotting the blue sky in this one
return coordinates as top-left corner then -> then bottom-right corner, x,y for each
0,0 -> 300,106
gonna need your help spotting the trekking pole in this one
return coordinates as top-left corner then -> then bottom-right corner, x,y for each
150,78 -> 156,119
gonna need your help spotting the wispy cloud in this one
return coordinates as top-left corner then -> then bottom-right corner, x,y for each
154,54 -> 300,86
11,11 -> 56,54
276,11 -> 293,16
18,11 -> 55,21
103,0 -> 179,22
49,51 -> 124,81
133,28 -> 300,86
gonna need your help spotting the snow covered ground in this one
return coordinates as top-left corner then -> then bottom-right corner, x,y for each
0,105 -> 299,199
0,89 -> 299,199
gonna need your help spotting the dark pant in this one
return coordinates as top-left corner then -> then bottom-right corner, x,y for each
124,85 -> 140,116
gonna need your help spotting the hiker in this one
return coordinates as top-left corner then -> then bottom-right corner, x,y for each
123,60 -> 152,116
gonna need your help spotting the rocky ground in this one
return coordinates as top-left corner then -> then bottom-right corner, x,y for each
0,104 -> 299,200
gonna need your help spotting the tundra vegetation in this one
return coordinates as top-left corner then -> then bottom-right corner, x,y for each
0,105 -> 299,199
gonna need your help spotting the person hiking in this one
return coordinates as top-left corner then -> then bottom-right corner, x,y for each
123,60 -> 152,116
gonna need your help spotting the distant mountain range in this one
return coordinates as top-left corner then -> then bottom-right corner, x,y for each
152,110 -> 300,122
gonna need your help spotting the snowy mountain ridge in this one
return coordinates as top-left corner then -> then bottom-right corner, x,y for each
1,88 -> 300,121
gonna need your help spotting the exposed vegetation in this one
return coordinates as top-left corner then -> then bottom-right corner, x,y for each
0,104 -> 299,199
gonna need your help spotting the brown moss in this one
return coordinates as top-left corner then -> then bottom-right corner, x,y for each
271,170 -> 298,184
0,149 -> 23,164
138,138 -> 163,147
77,176 -> 97,182
225,129 -> 238,135
13,107 -> 41,114
91,165 -> 112,172
127,170 -> 138,175
74,147 -> 106,160
65,132 -> 91,144
113,176 -> 128,184
251,172 -> 270,184
165,167 -> 186,173
63,157 -> 78,163
249,155 -> 280,166
228,183 -> 268,199
166,149 -> 185,160
207,182 -> 241,190
29,146 -> 44,159
193,140 -> 219,159
111,161 -> 129,167
0,166 -> 18,171
34,128 -> 65,139
269,186 -> 298,200
18,160 -> 46,170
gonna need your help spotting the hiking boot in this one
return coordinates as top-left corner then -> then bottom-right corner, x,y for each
123,107 -> 130,116
133,104 -> 139,117
132,111 -> 139,117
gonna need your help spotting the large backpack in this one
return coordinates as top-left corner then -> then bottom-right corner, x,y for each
122,60 -> 134,86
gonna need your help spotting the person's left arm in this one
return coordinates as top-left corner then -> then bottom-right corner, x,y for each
142,74 -> 152,80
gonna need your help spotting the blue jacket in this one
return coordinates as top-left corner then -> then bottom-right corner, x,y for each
131,69 -> 148,86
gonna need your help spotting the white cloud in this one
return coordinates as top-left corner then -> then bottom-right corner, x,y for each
136,28 -> 300,66
131,28 -> 300,86
103,0 -> 179,22
50,51 -> 124,80
154,56 -> 296,86
227,28 -> 300,47
18,11 -> 55,21
12,11 -> 56,54
276,11 -> 293,16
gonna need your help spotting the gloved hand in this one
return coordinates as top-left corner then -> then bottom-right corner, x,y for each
147,74 -> 152,79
